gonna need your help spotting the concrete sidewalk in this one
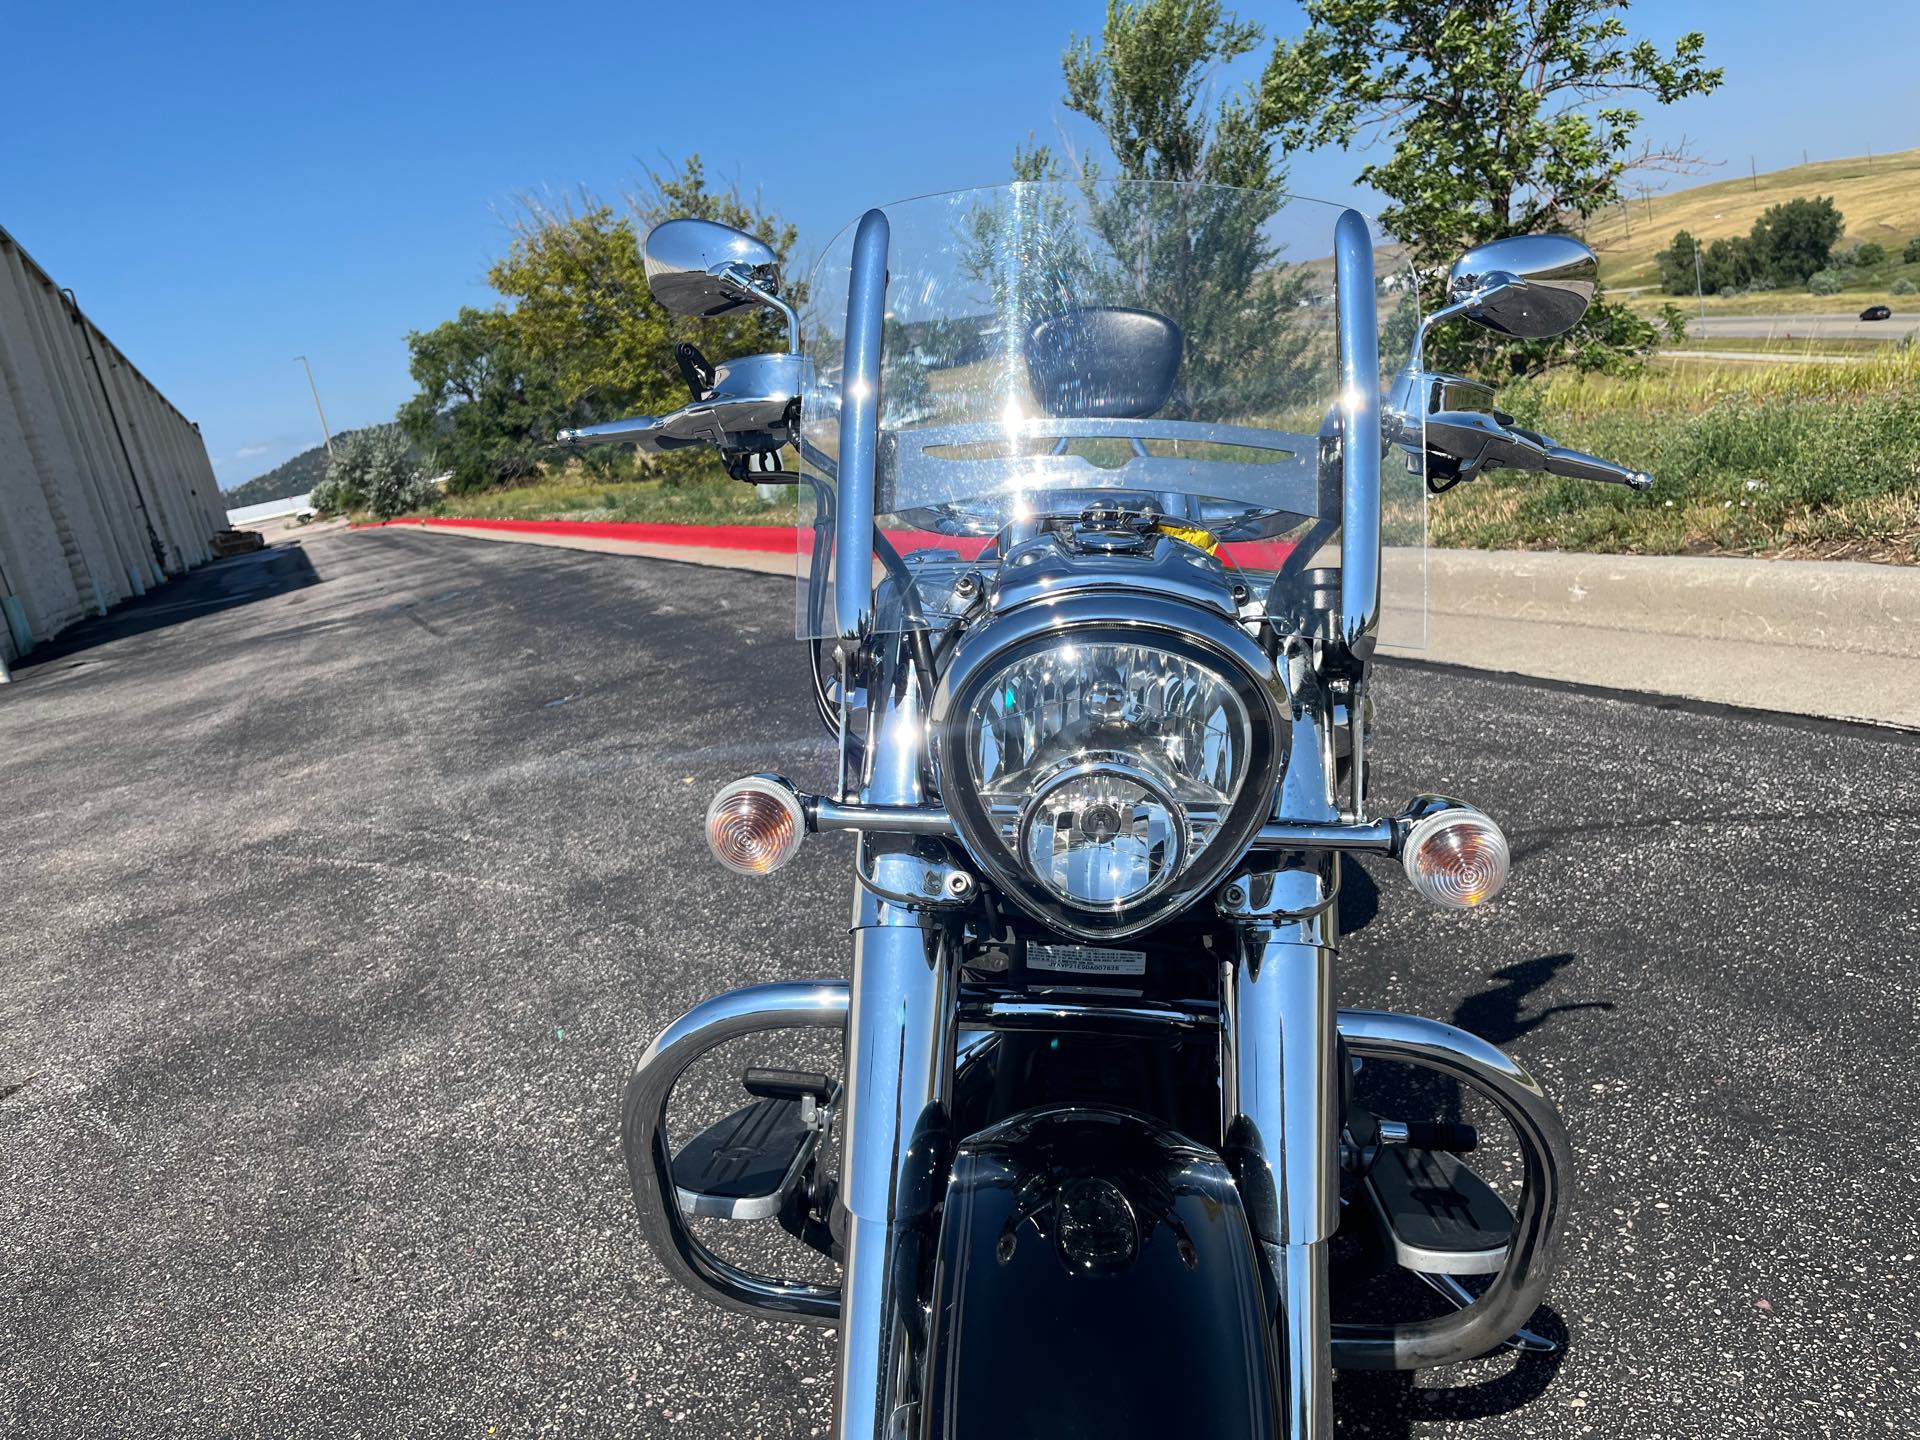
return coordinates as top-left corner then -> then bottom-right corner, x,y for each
352,522 -> 1920,729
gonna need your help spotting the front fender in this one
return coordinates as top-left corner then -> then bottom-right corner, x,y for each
922,1105 -> 1279,1439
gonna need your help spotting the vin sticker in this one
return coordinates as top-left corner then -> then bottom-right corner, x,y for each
1026,943 -> 1147,977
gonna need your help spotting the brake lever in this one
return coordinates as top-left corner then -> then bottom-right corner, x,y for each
1422,410 -> 1652,492
1509,425 -> 1654,491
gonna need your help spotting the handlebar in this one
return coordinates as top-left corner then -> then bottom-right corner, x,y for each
1418,402 -> 1652,493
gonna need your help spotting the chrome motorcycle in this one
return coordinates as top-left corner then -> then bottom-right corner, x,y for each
561,181 -> 1650,1438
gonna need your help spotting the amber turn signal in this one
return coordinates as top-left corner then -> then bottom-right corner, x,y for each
1400,806 -> 1510,910
705,777 -> 807,876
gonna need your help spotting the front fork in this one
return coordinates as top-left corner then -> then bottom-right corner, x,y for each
1220,856 -> 1343,1440
833,647 -> 957,1440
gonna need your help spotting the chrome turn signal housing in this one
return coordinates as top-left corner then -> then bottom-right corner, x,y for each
1400,804 -> 1511,909
706,776 -> 807,876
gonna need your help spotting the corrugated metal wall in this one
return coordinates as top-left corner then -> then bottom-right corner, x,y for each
0,223 -> 225,664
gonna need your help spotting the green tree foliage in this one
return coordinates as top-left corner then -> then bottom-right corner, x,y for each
1905,237 -> 1920,265
1655,197 -> 1845,297
1025,0 -> 1318,416
311,425 -> 431,519
398,308 -> 572,494
1656,230 -> 1701,294
396,156 -> 798,494
1061,0 -> 1268,187
1852,241 -> 1886,269
1260,1 -> 1722,375
1753,197 -> 1844,284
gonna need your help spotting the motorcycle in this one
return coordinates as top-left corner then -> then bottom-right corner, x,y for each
560,180 -> 1651,1438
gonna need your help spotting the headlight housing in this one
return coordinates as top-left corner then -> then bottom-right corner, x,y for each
933,601 -> 1286,939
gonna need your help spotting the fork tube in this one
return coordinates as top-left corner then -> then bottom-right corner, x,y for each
835,644 -> 956,1440
1222,858 -> 1340,1440
1221,702 -> 1343,1439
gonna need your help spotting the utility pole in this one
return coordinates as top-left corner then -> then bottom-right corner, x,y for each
1750,156 -> 1758,192
295,355 -> 335,459
1695,243 -> 1707,327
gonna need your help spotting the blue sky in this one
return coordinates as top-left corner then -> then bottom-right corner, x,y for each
4,1 -> 1914,488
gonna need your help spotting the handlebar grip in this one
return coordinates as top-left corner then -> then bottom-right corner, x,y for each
1404,1121 -> 1479,1153
1541,443 -> 1653,492
555,416 -> 669,450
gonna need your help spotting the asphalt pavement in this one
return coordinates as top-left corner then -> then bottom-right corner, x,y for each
1687,312 -> 1917,341
3,527 -> 1917,1438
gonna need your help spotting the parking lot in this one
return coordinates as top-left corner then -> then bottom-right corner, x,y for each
3,527 -> 1917,1437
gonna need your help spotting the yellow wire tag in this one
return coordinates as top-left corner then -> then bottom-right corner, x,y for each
1153,521 -> 1219,554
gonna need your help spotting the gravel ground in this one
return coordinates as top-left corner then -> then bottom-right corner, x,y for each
2,527 -> 1916,1438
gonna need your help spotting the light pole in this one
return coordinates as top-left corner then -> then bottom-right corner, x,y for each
294,355 -> 335,459
1694,244 -> 1707,331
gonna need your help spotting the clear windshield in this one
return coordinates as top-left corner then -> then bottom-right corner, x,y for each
794,181 -> 1426,648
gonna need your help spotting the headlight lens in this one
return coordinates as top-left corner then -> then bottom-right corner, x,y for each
1020,765 -> 1184,907
961,639 -> 1254,919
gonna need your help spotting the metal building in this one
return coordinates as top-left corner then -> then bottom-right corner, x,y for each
0,222 -> 225,668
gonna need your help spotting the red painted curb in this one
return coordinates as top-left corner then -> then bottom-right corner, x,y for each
361,515 -> 1292,569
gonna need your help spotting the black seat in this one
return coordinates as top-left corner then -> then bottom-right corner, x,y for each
1025,307 -> 1183,419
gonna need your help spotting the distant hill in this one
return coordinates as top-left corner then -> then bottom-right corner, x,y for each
221,428 -> 374,506
1586,147 -> 1920,290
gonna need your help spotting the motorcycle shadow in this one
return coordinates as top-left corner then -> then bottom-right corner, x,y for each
1333,1303 -> 1569,1433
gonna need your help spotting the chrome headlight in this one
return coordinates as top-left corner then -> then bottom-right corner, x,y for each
933,601 -> 1286,939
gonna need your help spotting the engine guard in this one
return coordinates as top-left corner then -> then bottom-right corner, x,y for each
620,982 -> 1572,1377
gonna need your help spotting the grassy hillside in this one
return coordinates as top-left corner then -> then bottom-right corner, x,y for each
1586,147 -> 1920,293
221,429 -> 372,506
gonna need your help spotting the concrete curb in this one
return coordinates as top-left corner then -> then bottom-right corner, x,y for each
350,520 -> 1920,729
1413,550 -> 1920,660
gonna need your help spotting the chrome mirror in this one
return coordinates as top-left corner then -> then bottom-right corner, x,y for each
1444,235 -> 1597,339
643,218 -> 793,337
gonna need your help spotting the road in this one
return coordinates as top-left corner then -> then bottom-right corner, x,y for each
1686,311 -> 1917,341
3,528 -> 1917,1438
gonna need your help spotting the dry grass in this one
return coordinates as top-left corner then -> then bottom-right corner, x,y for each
1587,147 -> 1920,292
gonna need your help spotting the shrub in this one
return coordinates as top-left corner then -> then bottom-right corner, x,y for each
1893,278 -> 1918,297
1855,241 -> 1886,268
1905,237 -> 1920,264
1806,269 -> 1845,296
308,474 -> 350,515
317,425 -> 434,519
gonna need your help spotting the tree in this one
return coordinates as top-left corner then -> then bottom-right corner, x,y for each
1657,230 -> 1701,295
398,307 -> 574,494
1260,2 -> 1723,374
491,158 -> 797,432
1853,241 -> 1886,269
1750,197 -> 1843,284
1028,0 -> 1319,417
1905,237 -> 1920,265
393,156 -> 800,495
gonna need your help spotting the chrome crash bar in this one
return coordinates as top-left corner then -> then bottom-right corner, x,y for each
624,979 -> 1570,1372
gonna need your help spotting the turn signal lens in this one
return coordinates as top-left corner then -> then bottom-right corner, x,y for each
705,777 -> 806,876
1401,807 -> 1510,909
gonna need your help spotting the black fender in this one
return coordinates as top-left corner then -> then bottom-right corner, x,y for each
921,1105 -> 1279,1439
